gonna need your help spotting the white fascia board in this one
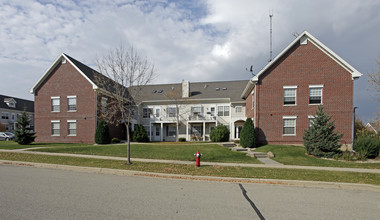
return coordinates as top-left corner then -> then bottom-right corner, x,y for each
240,79 -> 257,99
283,85 -> 298,89
30,54 -> 65,94
252,31 -> 362,83
283,116 -> 297,119
309,84 -> 324,88
30,53 -> 99,94
67,119 -> 77,123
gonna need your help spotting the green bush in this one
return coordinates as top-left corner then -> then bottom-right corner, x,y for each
240,118 -> 256,148
233,139 -> 240,144
111,137 -> 121,144
210,125 -> 230,142
354,136 -> 380,159
303,106 -> 343,158
178,137 -> 186,142
132,125 -> 149,142
14,111 -> 35,145
95,119 -> 111,144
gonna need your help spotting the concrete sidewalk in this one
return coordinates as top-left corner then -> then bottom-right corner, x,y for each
1,149 -> 379,174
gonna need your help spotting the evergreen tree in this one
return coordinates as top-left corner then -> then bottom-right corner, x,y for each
303,106 -> 343,158
14,111 -> 35,145
210,125 -> 230,142
240,118 -> 256,148
132,125 -> 149,142
95,119 -> 111,144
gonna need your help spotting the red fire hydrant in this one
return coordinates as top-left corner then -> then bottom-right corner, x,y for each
194,150 -> 202,167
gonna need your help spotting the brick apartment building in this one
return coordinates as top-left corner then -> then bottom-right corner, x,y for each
31,31 -> 361,144
241,31 -> 362,145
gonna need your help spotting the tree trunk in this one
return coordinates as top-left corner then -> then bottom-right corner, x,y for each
125,122 -> 131,165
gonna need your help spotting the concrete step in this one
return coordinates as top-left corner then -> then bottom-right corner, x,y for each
251,152 -> 268,158
231,148 -> 248,152
222,144 -> 236,148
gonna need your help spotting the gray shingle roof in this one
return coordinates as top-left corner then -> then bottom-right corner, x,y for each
0,94 -> 34,112
139,80 -> 248,103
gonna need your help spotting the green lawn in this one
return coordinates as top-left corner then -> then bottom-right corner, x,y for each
0,141 -> 94,150
1,152 -> 379,186
24,142 -> 261,164
255,145 -> 380,169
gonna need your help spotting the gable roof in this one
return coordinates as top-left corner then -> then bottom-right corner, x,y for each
0,94 -> 34,112
139,80 -> 247,103
241,31 -> 363,99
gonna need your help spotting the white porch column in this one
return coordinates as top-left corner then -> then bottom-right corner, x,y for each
203,122 -> 206,141
186,121 -> 189,141
231,122 -> 235,140
160,122 -> 163,142
149,122 -> 152,142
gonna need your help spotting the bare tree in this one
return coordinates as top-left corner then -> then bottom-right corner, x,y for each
95,45 -> 155,164
164,86 -> 187,141
368,57 -> 380,122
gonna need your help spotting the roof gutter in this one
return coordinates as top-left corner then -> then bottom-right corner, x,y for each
240,77 -> 257,99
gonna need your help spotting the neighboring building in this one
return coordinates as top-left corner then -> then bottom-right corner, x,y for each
30,54 -> 127,143
0,94 -> 34,131
365,122 -> 379,134
241,31 -> 362,145
137,80 -> 247,141
31,31 -> 362,144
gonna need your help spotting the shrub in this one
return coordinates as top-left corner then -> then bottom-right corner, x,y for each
95,119 -> 111,144
111,137 -> 121,144
14,111 -> 35,145
178,137 -> 186,142
233,139 -> 240,144
303,106 -> 343,158
132,125 -> 149,142
0,122 -> 5,132
240,118 -> 256,148
354,136 -> 380,159
210,125 -> 230,142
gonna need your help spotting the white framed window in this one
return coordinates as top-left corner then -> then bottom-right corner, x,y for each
67,96 -> 77,111
51,96 -> 60,112
283,116 -> 296,136
11,113 -> 15,120
284,86 -> 297,105
235,106 -> 242,113
67,120 -> 77,136
101,97 -> 108,113
252,91 -> 255,109
155,108 -> 160,117
1,112 -> 9,119
309,85 -> 323,104
51,120 -> 60,136
308,115 -> 315,128
168,126 -> 176,136
143,108 -> 153,118
217,106 -> 229,116
210,107 -> 215,116
191,106 -> 204,116
155,126 -> 160,136
167,107 -> 177,118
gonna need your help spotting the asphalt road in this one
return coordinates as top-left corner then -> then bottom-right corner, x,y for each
0,165 -> 379,220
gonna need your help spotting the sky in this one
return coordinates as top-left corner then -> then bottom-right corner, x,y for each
0,0 -> 379,122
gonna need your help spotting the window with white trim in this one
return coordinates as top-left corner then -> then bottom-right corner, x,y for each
143,108 -> 153,118
283,116 -> 296,135
67,120 -> 77,136
1,112 -> 9,119
210,107 -> 215,116
101,97 -> 107,113
167,107 -> 177,118
252,91 -> 255,109
308,116 -> 315,128
309,85 -> 323,104
168,126 -> 176,136
235,106 -> 242,113
51,97 -> 60,112
217,106 -> 229,116
191,106 -> 204,116
155,126 -> 160,136
51,120 -> 60,136
284,86 -> 297,105
155,108 -> 160,117
67,96 -> 77,111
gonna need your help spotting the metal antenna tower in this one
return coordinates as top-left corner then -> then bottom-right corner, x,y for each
269,11 -> 274,62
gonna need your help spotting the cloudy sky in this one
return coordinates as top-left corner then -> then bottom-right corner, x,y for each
0,0 -> 379,121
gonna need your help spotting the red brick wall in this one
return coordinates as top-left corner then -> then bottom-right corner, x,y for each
247,41 -> 353,144
34,61 -> 97,143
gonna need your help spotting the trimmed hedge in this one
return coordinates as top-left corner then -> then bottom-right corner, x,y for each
240,118 -> 256,148
95,119 -> 111,144
132,124 -> 149,142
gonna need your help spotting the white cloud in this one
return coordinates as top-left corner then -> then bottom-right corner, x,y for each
0,0 -> 379,121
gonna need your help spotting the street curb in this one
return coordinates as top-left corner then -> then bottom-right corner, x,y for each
1,160 -> 380,192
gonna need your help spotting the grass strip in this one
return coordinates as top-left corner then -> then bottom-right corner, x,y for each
27,143 -> 261,164
255,145 -> 380,169
1,152 -> 379,186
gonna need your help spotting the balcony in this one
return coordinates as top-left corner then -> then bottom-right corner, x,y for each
188,114 -> 216,122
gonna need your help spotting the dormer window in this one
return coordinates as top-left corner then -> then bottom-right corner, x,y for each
4,98 -> 16,108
